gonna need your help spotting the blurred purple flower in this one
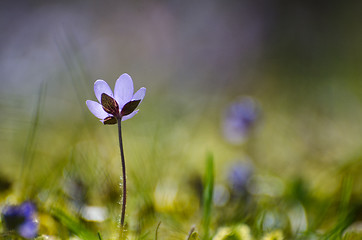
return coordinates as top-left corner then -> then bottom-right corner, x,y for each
86,73 -> 146,124
228,161 -> 253,196
222,97 -> 259,144
1,202 -> 38,239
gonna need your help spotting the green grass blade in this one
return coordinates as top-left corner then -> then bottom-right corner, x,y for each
187,226 -> 201,240
19,81 -> 47,200
51,207 -> 98,240
155,221 -> 161,240
202,153 -> 214,240
323,176 -> 355,239
98,232 -> 103,240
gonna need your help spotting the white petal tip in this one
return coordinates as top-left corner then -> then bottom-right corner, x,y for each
94,79 -> 105,85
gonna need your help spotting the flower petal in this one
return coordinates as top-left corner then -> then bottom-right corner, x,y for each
94,80 -> 113,103
132,87 -> 146,103
114,73 -> 134,107
122,110 -> 138,121
86,100 -> 109,119
19,221 -> 38,239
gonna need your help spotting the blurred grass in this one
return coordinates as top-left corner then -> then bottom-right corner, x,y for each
202,154 -> 214,240
0,71 -> 361,238
51,207 -> 98,240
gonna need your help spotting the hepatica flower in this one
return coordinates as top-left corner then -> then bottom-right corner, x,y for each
1,202 -> 38,239
86,73 -> 145,238
222,97 -> 259,144
228,161 -> 253,196
86,73 -> 146,124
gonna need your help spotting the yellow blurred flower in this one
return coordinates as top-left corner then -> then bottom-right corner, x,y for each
261,230 -> 284,240
213,224 -> 253,240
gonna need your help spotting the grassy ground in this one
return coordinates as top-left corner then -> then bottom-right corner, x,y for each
0,67 -> 361,240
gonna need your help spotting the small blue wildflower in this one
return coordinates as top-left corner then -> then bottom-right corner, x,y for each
222,97 -> 259,144
228,161 -> 253,196
1,201 -> 38,239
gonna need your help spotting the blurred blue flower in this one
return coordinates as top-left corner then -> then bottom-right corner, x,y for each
86,73 -> 146,124
228,162 -> 253,196
222,97 -> 259,144
1,201 -> 38,239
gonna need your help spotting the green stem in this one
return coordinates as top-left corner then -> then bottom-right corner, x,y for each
117,118 -> 127,237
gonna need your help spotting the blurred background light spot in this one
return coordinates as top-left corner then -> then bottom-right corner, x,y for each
154,180 -> 178,212
80,205 -> 108,222
288,202 -> 308,234
248,175 -> 285,197
213,184 -> 230,207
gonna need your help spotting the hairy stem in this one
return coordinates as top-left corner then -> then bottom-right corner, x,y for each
117,118 -> 127,238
